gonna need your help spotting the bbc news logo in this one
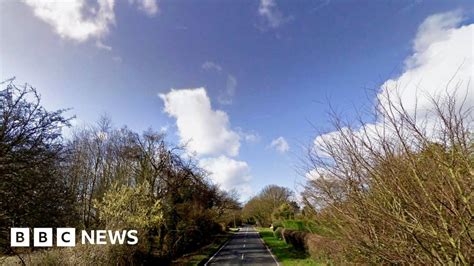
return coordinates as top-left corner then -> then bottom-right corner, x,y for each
10,228 -> 138,247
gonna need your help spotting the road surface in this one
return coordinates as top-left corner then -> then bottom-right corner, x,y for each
205,225 -> 279,265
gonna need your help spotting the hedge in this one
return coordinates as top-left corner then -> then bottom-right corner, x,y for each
282,229 -> 308,251
280,229 -> 343,262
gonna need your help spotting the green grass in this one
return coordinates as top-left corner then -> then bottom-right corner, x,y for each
282,220 -> 307,231
257,227 -> 322,266
277,220 -> 336,237
171,232 -> 233,265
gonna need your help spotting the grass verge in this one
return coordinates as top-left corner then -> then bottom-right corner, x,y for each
171,232 -> 233,265
257,227 -> 321,266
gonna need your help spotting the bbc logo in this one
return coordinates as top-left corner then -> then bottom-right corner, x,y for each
11,228 -> 76,247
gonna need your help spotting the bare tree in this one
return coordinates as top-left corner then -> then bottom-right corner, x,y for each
303,87 -> 473,264
0,80 -> 76,252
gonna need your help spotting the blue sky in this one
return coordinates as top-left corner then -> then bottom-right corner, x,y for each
1,0 -> 473,200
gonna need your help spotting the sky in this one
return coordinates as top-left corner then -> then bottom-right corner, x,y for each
1,0 -> 473,201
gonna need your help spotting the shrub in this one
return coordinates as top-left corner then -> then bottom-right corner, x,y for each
282,229 -> 308,251
282,220 -> 306,231
305,234 -> 344,264
303,91 -> 474,263
94,181 -> 164,262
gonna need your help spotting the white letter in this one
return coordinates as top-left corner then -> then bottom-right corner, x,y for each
10,228 -> 29,247
96,230 -> 107,244
34,228 -> 53,247
81,230 -> 94,244
108,230 -> 126,245
127,230 -> 138,245
57,228 -> 75,247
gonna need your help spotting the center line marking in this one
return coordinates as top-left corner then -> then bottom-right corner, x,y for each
241,254 -> 244,260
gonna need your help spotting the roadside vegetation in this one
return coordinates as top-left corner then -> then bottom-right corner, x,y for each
300,89 -> 473,264
1,76 -> 472,265
0,79 -> 242,264
243,88 -> 473,264
257,227 -> 319,266
170,231 -> 233,265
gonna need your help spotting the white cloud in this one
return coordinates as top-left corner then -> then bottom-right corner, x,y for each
132,0 -> 159,16
412,10 -> 463,54
270,136 -> 290,153
159,124 -> 169,133
201,62 -> 238,105
202,61 -> 223,72
237,128 -> 261,143
159,88 -> 240,157
112,56 -> 122,63
160,88 -> 255,198
218,75 -> 237,105
305,168 -> 333,181
379,10 -> 473,119
22,0 -> 158,43
23,0 -> 116,42
199,155 -> 252,193
96,40 -> 112,51
311,0 -> 330,13
314,11 -> 474,156
258,0 -> 290,29
305,169 -> 320,180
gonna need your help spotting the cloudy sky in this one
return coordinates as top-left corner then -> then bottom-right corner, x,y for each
1,0 -> 473,200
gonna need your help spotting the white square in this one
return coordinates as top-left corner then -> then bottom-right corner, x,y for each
56,228 -> 76,247
34,228 -> 53,247
10,228 -> 30,247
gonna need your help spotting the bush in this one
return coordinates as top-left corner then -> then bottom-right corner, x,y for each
95,181 -> 163,261
305,234 -> 344,264
303,91 -> 474,263
282,220 -> 306,231
282,229 -> 308,251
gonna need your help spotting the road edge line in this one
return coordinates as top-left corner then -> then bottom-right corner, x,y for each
203,235 -> 233,266
255,227 -> 281,266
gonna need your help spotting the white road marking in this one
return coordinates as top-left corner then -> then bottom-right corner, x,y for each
206,226 -> 278,265
254,227 -> 280,266
204,237 -> 232,266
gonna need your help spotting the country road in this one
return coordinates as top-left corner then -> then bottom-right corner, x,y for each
205,226 -> 279,265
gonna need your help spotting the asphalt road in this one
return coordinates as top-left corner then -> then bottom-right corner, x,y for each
205,225 -> 279,266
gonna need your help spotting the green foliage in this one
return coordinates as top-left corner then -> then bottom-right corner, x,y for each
95,181 -> 163,230
64,118 -> 240,261
93,176 -> 165,263
1,80 -> 242,264
243,185 -> 295,226
272,202 -> 299,221
258,227 -> 320,266
274,227 -> 284,240
272,221 -> 283,231
282,220 -> 306,231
